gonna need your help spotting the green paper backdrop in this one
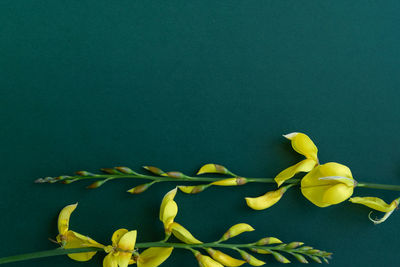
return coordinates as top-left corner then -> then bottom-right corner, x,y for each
1,1 -> 399,266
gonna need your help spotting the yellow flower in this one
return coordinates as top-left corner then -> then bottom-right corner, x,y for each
136,247 -> 173,267
301,163 -> 356,207
103,229 -> 137,267
206,248 -> 245,267
349,196 -> 400,224
56,203 -> 104,262
274,132 -> 319,187
159,188 -> 203,244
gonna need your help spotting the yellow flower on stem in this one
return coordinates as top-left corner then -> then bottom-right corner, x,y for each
245,184 -> 295,210
274,132 -> 319,187
301,163 -> 356,207
56,203 -> 104,262
159,188 -> 202,244
103,229 -> 137,267
350,196 -> 400,224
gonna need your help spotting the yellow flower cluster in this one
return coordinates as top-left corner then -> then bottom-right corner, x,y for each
56,203 -> 173,267
246,132 -> 399,224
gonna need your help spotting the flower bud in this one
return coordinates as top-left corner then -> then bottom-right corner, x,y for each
100,168 -> 121,175
271,252 -> 290,264
75,171 -> 94,176
165,171 -> 185,178
206,248 -> 245,267
194,251 -> 224,267
211,177 -> 248,186
137,247 -> 173,267
285,242 -> 304,249
170,222 -> 202,244
255,237 -> 282,245
87,180 -> 106,189
250,248 -> 271,254
220,223 -> 255,241
143,166 -> 166,176
115,166 -> 137,174
197,164 -> 229,175
291,253 -> 308,264
237,250 -> 265,266
178,184 -> 210,194
127,182 -> 155,194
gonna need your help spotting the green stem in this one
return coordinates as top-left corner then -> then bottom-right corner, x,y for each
0,242 -> 328,265
41,173 -> 400,192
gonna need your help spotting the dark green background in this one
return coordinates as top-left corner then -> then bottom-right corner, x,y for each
1,1 -> 399,266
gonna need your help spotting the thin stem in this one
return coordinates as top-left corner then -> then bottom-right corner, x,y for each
356,183 -> 400,191
0,241 -> 329,265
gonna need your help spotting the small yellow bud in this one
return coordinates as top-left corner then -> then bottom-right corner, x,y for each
170,222 -> 202,244
271,252 -> 291,264
178,184 -> 209,194
206,248 -> 245,267
115,166 -> 136,174
220,223 -> 255,241
127,182 -> 154,194
211,177 -> 248,186
195,252 -> 224,267
285,242 -> 304,249
250,248 -> 271,254
238,250 -> 265,266
255,237 -> 282,245
245,185 -> 292,210
197,164 -> 229,175
143,166 -> 167,176
165,171 -> 185,178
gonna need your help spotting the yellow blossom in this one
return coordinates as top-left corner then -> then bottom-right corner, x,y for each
103,229 -> 137,267
274,132 -> 319,187
159,188 -> 178,234
56,203 -> 104,262
350,196 -> 400,224
301,162 -> 356,207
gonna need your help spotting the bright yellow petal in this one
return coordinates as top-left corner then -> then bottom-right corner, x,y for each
207,248 -> 245,267
245,185 -> 292,210
112,229 -> 129,247
117,252 -> 134,267
159,188 -> 177,222
58,203 -> 78,235
170,222 -> 202,244
118,230 -> 137,251
301,163 -> 355,207
161,200 -> 178,226
274,159 -> 317,187
103,253 -> 118,267
64,231 -> 102,262
349,197 -> 398,212
220,223 -> 254,241
197,164 -> 228,175
137,247 -> 173,267
284,132 -> 318,162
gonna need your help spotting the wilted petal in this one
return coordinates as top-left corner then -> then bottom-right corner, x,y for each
170,222 -> 202,244
245,185 -> 293,210
137,247 -> 174,267
274,159 -> 317,187
58,203 -> 78,235
63,231 -> 103,262
283,132 -> 318,162
349,196 -> 398,212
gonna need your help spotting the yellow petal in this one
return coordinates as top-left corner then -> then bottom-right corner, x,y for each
118,230 -> 137,251
103,253 -> 118,267
197,164 -> 228,175
284,132 -> 318,162
117,252 -> 134,267
160,200 -> 178,227
274,159 -> 317,187
170,222 -> 202,244
197,254 -> 224,267
207,248 -> 245,267
137,247 -> 173,267
255,237 -> 282,245
211,177 -> 247,186
301,162 -> 355,207
111,229 -> 129,247
58,203 -> 78,235
159,188 -> 178,222
220,223 -> 255,241
245,185 -> 292,210
63,231 -> 103,262
349,197 -> 398,213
